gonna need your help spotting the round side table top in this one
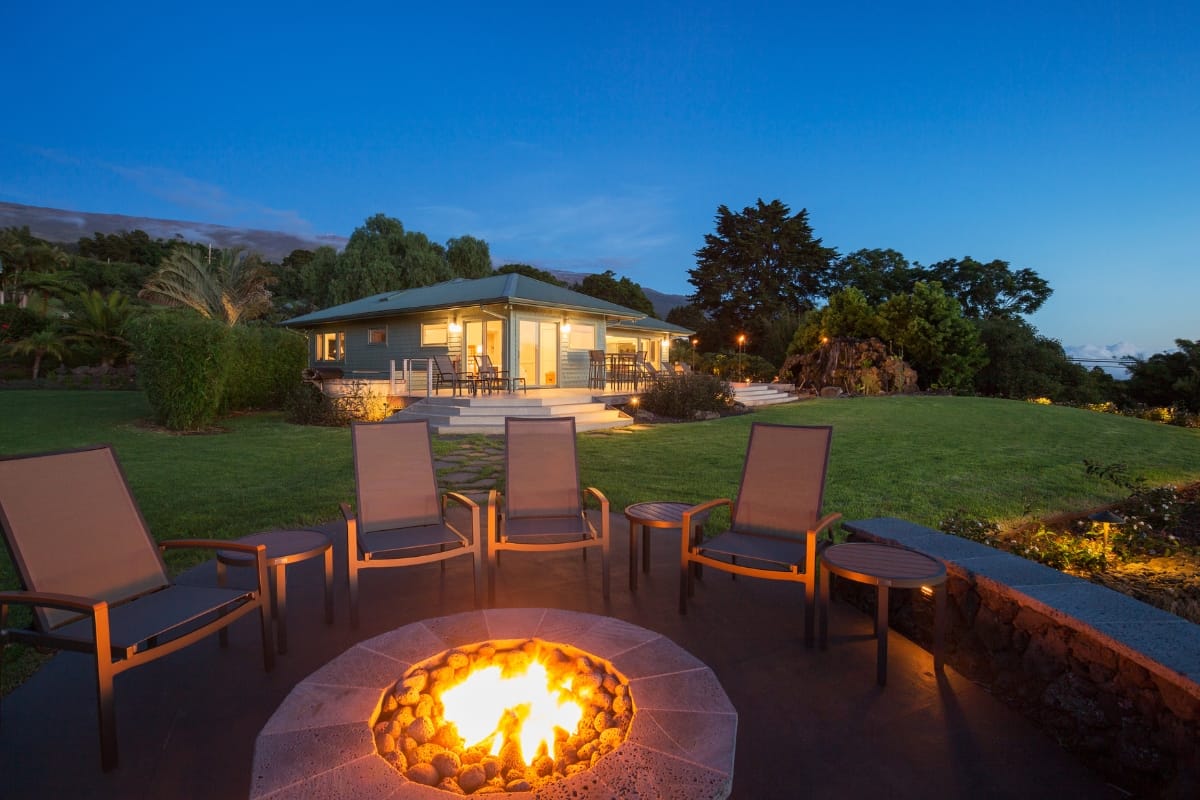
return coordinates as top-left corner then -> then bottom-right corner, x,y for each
820,542 -> 945,588
216,529 -> 330,567
624,501 -> 708,527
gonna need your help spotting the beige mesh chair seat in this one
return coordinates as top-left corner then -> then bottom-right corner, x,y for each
344,420 -> 484,626
0,446 -> 274,772
679,424 -> 841,647
488,417 -> 610,604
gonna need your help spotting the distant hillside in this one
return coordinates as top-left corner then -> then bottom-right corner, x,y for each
1,201 -> 693,316
0,201 -> 348,262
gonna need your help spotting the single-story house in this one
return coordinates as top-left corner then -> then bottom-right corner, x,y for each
281,273 -> 693,392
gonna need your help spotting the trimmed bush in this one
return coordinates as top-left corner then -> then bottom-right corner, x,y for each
223,325 -> 307,412
127,311 -> 231,430
639,373 -> 734,419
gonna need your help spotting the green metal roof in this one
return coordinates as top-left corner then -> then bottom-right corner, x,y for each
608,316 -> 694,336
281,273 -> 654,327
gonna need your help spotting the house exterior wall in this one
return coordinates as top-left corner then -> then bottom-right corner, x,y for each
299,305 -> 682,393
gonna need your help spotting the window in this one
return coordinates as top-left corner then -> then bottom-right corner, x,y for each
421,323 -> 448,346
568,323 -> 596,350
316,332 -> 345,361
368,327 -> 387,345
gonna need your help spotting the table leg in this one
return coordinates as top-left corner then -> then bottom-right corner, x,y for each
216,560 -> 229,647
818,564 -> 830,650
643,524 -> 652,574
876,584 -> 889,687
272,563 -> 286,654
628,520 -> 638,591
933,581 -> 946,674
323,546 -> 335,625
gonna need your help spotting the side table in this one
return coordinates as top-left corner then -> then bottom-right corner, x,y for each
818,542 -> 946,686
217,529 -> 334,654
624,501 -> 709,591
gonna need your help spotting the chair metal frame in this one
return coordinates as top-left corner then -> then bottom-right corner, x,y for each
678,423 -> 841,647
343,420 -> 485,627
487,417 -> 610,605
0,445 -> 273,772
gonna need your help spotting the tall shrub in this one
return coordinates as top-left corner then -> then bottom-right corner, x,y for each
222,325 -> 307,412
127,311 -> 231,430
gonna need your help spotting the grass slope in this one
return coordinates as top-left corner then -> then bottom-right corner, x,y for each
2,390 -> 1199,691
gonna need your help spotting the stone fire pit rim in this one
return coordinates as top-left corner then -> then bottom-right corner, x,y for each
250,608 -> 737,800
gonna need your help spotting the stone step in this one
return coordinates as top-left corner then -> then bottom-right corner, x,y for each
393,396 -> 633,434
731,383 -> 797,407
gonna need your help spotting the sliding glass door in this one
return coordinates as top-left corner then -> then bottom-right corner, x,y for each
518,320 -> 559,386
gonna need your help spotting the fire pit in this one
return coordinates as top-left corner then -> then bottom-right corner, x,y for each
250,609 -> 736,799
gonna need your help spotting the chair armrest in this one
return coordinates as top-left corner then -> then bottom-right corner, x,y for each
681,498 -> 732,547
0,589 -> 106,617
443,491 -> 480,512
160,538 -> 261,556
810,512 -> 842,539
340,502 -> 356,522
583,486 -> 610,513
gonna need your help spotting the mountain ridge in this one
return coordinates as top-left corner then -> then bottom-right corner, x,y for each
0,201 -> 691,317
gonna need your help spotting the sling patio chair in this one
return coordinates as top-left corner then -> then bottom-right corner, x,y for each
488,416 -> 610,605
0,445 -> 274,772
344,419 -> 484,627
432,354 -> 475,396
678,423 -> 841,647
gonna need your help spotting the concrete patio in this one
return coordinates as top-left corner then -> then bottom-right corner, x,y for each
0,513 -> 1125,799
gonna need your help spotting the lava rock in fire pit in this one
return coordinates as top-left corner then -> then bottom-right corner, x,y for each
374,638 -> 634,795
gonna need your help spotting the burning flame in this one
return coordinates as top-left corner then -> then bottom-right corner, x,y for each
438,659 -> 585,764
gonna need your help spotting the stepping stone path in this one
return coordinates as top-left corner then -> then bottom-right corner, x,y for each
433,437 -> 505,502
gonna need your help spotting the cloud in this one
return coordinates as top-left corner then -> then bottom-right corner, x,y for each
1065,342 -> 1144,377
106,163 -> 318,236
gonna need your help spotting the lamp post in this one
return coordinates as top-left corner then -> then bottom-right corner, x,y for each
737,334 -> 746,382
691,338 -> 698,370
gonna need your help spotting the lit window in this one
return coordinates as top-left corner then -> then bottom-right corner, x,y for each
568,324 -> 596,350
421,323 -> 448,346
317,332 -> 345,361
368,327 -> 387,345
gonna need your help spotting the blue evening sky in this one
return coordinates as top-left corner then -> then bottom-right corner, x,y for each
3,1 -> 1196,359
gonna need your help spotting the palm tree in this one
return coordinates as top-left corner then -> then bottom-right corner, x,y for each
5,328 -> 70,380
64,290 -> 134,368
139,246 -> 275,325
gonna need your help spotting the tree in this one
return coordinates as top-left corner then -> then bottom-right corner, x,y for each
923,257 -> 1051,319
140,245 -> 275,325
494,263 -> 568,286
573,270 -> 655,317
826,249 -> 919,304
0,226 -> 71,301
789,288 -> 882,354
665,303 -> 707,332
876,282 -> 987,390
4,328 -> 69,379
64,290 -> 134,367
328,214 -> 452,305
76,229 -> 174,266
1127,339 -> 1200,412
690,199 -> 836,358
446,236 -> 493,279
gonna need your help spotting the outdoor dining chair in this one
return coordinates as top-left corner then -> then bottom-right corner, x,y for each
0,445 -> 274,772
678,423 -> 841,647
488,416 -> 610,604
344,420 -> 485,627
432,354 -> 474,396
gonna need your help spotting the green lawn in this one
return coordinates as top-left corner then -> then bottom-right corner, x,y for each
3,390 -> 1200,693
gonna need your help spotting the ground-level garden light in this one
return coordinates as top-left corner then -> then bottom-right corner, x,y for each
1088,510 -> 1126,551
